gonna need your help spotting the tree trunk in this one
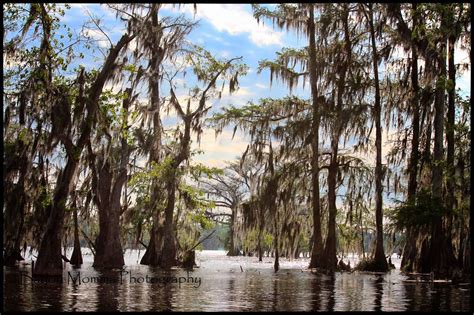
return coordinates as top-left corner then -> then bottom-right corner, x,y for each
368,3 -> 388,271
92,162 -> 125,269
431,30 -> 446,203
160,175 -> 178,269
33,33 -> 134,276
141,3 -> 166,267
446,34 -> 456,212
402,5 -> 420,271
227,213 -> 240,256
258,224 -> 263,262
93,89 -> 131,269
428,23 -> 456,277
273,204 -> 279,272
322,135 -> 338,272
34,158 -> 79,276
308,3 -> 323,270
4,119 -> 32,265
407,5 -> 420,199
69,206 -> 83,266
4,184 -> 26,266
463,234 -> 470,273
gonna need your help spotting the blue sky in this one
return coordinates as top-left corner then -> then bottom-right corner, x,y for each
57,4 -> 313,168
3,3 -> 469,216
8,3 -> 469,171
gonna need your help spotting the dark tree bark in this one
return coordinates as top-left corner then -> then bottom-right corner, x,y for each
34,158 -> 79,276
227,216 -> 236,256
3,143 -> 27,266
92,161 -> 126,269
320,4 -> 351,272
3,185 -> 26,266
69,204 -> 83,266
307,3 -> 324,270
322,136 -> 339,271
402,3 -> 420,272
4,100 -> 45,266
446,33 -> 456,212
161,55 -> 242,268
428,15 -> 457,277
273,226 -> 279,271
367,3 -> 388,271
407,4 -> 420,199
92,90 -> 131,269
160,175 -> 179,269
257,218 -> 264,262
226,213 -> 240,256
140,3 -> 166,267
33,33 -> 134,276
274,229 -> 280,273
159,114 -> 192,269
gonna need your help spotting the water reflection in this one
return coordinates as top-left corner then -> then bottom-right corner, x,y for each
373,275 -> 384,311
69,274 -> 80,312
95,270 -> 120,312
310,273 -> 321,311
3,250 -> 471,312
4,266 -> 28,311
149,268 -> 174,311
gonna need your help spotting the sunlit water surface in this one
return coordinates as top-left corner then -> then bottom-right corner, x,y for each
3,249 -> 471,311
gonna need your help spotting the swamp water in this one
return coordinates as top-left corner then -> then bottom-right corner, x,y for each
3,249 -> 471,311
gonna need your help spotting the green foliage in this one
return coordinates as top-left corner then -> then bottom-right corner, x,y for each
263,232 -> 274,249
129,157 -> 175,190
391,190 -> 451,229
38,185 -> 53,208
185,44 -> 248,91
188,163 -> 223,180
18,127 -> 32,144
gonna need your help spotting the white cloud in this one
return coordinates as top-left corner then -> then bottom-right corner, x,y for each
217,85 -> 254,107
192,128 -> 249,167
82,28 -> 110,48
164,4 -> 283,47
201,33 -> 231,46
221,85 -> 253,98
348,129 -> 396,167
69,3 -> 99,10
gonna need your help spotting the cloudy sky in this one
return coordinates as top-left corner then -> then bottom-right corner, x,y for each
56,4 -> 471,169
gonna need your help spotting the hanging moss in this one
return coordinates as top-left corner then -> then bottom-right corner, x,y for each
392,189 -> 451,229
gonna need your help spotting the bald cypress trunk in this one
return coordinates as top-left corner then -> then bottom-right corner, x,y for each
34,158 -> 79,276
407,5 -> 420,199
3,142 -> 27,266
69,206 -> 83,266
368,3 -> 388,271
428,24 -> 456,277
93,91 -> 130,269
308,3 -> 324,270
92,161 -> 125,269
402,4 -> 420,272
322,135 -> 339,272
226,213 -> 237,256
446,33 -> 456,225
140,3 -> 166,267
160,175 -> 179,269
34,33 -> 134,276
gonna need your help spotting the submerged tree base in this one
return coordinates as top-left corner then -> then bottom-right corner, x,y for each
226,248 -> 241,256
180,250 -> 197,270
355,258 -> 389,272
3,250 -> 25,266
